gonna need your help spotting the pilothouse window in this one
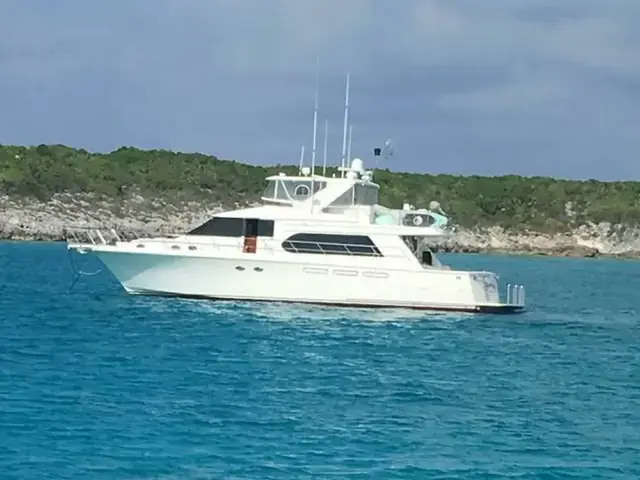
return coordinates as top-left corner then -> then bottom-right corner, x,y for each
331,188 -> 355,207
262,179 -> 326,203
354,184 -> 379,205
326,184 -> 379,209
262,181 -> 276,199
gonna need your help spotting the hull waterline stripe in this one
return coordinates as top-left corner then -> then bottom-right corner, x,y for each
125,290 -> 525,315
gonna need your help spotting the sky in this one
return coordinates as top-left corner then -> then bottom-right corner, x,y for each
1,0 -> 640,180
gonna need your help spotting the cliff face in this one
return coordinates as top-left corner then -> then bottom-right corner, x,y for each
438,224 -> 639,257
2,193 -> 640,258
0,193 -> 221,241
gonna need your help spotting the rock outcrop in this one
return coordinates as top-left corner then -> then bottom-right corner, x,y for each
2,193 -> 640,258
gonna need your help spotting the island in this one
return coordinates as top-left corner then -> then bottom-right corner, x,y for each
2,143 -> 640,258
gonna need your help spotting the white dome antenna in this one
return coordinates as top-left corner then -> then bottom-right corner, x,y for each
351,158 -> 364,173
429,200 -> 446,215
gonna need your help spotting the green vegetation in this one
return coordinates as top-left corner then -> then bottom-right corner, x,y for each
2,143 -> 640,232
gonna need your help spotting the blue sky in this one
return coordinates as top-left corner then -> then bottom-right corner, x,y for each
1,0 -> 640,180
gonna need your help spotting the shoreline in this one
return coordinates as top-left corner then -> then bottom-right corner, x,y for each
3,193 -> 640,259
2,232 -> 640,260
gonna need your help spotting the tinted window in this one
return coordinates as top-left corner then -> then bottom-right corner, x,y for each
282,233 -> 382,256
354,184 -> 379,205
189,217 -> 274,237
254,219 -> 274,236
189,217 -> 243,236
262,181 -> 277,199
244,219 -> 259,237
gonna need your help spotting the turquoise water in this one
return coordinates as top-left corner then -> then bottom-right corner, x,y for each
1,242 -> 639,479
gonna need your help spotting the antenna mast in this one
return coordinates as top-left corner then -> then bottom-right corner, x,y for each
322,119 -> 328,176
340,73 -> 350,178
347,124 -> 353,165
310,57 -> 319,177
299,145 -> 305,174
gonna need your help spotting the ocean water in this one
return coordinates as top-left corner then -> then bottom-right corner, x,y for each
1,242 -> 639,479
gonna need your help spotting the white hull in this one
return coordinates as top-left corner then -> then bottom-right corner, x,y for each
92,249 -> 524,314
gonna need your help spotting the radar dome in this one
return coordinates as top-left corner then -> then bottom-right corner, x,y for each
351,158 -> 364,173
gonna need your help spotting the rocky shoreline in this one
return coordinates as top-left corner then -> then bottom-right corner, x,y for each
2,193 -> 640,259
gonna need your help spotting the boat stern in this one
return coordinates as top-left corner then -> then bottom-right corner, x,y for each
468,272 -> 526,314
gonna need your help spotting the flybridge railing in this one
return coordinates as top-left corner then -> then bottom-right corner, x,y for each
65,226 -> 179,246
66,227 -> 124,246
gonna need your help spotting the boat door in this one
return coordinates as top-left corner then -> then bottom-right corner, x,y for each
242,218 -> 259,253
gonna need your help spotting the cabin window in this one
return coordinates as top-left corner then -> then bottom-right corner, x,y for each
262,181 -> 277,200
189,217 -> 275,237
253,219 -> 275,236
282,233 -> 383,256
325,184 -> 379,209
354,184 -> 379,205
244,218 -> 259,237
331,188 -> 355,206
312,181 -> 326,193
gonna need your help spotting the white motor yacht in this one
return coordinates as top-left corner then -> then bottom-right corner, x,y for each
66,154 -> 525,313
66,73 -> 525,314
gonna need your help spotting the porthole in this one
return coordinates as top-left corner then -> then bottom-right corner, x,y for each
235,266 -> 245,271
254,267 -> 263,272
188,245 -> 197,251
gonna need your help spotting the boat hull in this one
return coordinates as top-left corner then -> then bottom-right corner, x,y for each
88,249 -> 525,314
124,290 -> 524,314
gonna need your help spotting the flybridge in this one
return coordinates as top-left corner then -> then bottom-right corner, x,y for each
260,158 -> 380,213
